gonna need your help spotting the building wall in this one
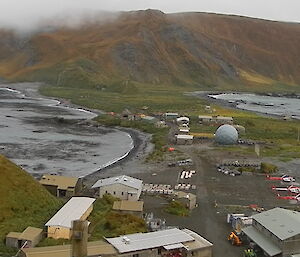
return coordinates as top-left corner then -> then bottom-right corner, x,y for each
187,246 -> 213,257
47,204 -> 93,239
5,237 -> 19,248
47,226 -> 71,239
116,246 -> 212,257
281,236 -> 300,257
43,185 -> 58,197
176,138 -> 193,145
80,205 -> 93,221
99,184 -> 141,201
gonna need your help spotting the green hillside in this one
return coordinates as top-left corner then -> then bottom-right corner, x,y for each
0,155 -> 62,256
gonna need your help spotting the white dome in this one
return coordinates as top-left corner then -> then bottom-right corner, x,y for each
215,125 -> 238,145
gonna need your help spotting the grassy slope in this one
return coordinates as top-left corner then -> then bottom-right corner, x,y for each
0,155 -> 62,256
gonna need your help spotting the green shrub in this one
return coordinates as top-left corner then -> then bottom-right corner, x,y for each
165,200 -> 189,216
260,162 -> 278,174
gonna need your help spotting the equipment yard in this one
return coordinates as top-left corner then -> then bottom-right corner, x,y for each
124,145 -> 300,257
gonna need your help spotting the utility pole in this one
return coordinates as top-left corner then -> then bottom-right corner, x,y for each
71,220 -> 88,257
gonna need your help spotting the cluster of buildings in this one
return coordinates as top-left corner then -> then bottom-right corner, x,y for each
6,163 -> 300,257
21,228 -> 213,257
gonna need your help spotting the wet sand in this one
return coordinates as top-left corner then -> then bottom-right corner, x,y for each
1,82 -> 153,179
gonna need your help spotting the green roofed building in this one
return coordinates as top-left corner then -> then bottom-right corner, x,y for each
242,208 -> 300,257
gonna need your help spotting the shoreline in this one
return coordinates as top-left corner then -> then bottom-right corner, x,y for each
187,91 -> 290,120
1,82 -> 154,183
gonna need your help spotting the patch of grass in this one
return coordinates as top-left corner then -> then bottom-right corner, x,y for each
88,195 -> 146,240
260,162 -> 278,174
165,200 -> 190,217
0,155 -> 62,257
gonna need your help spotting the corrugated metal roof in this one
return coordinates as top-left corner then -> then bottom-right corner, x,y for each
92,175 -> 143,190
182,229 -> 213,250
216,116 -> 233,120
242,226 -> 282,256
177,117 -> 190,122
176,135 -> 194,140
253,207 -> 300,240
198,115 -> 213,119
45,197 -> 95,228
40,174 -> 78,190
163,243 -> 185,250
106,228 -> 194,253
112,200 -> 144,212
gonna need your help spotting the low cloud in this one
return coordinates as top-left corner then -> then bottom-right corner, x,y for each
0,0 -> 299,32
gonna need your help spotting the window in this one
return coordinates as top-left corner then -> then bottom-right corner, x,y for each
105,191 -> 108,194
133,254 -> 139,257
113,191 -> 116,195
121,192 -> 124,195
158,248 -> 161,254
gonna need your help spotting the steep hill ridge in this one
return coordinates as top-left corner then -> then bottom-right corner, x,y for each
0,155 -> 61,256
0,10 -> 300,90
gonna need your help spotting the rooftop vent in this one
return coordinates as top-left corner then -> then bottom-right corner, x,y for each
122,236 -> 130,244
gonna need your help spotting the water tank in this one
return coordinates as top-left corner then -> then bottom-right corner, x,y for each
215,125 -> 238,145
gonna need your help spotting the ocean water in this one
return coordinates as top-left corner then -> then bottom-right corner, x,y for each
209,93 -> 300,119
0,87 -> 133,177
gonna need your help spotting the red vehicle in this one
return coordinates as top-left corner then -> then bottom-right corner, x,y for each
272,185 -> 300,194
277,194 -> 300,202
266,175 -> 296,182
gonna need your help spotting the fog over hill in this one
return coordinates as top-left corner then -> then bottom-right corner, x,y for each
0,10 -> 299,90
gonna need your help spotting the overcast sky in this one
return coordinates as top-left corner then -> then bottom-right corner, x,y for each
0,0 -> 299,31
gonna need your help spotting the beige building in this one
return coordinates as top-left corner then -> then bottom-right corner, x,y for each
92,175 -> 143,201
6,227 -> 43,248
22,228 -> 213,257
45,197 -> 95,239
198,115 -> 233,125
112,200 -> 144,217
175,191 -> 197,210
39,174 -> 81,198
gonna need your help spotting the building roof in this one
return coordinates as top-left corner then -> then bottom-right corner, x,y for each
216,116 -> 233,120
113,200 -> 144,212
242,226 -> 282,257
182,229 -> 213,250
92,175 -> 143,190
22,240 -> 117,257
252,207 -> 300,240
6,227 -> 42,241
177,117 -> 190,122
198,115 -> 213,119
176,135 -> 194,140
165,113 -> 179,116
176,191 -> 196,200
40,174 -> 78,190
105,228 -> 194,253
6,232 -> 22,239
45,197 -> 95,228
20,227 -> 43,241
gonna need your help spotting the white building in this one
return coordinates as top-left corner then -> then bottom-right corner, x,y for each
176,135 -> 194,145
92,175 -> 143,201
45,197 -> 95,239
